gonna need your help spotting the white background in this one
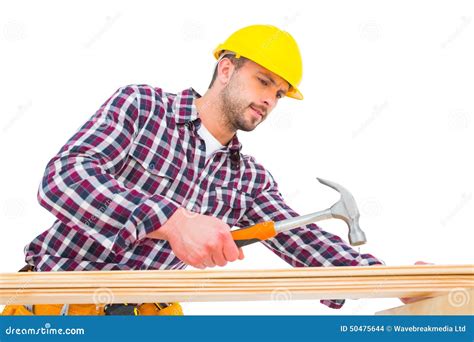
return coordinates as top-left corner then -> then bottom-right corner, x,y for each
0,0 -> 472,315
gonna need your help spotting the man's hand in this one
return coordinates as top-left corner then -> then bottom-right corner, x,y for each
146,207 -> 244,269
399,261 -> 434,304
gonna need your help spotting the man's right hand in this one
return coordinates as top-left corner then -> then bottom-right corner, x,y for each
146,207 -> 244,269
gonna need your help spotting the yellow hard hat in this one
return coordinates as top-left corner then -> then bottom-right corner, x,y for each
213,24 -> 304,100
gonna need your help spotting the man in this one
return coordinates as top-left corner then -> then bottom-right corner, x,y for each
3,24 -> 385,316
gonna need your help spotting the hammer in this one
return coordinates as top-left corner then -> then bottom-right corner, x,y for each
231,178 -> 367,247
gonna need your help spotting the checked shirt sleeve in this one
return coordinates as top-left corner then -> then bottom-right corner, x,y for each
242,169 -> 384,309
37,85 -> 180,256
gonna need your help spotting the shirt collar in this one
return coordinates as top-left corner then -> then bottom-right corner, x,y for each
170,87 -> 242,152
171,87 -> 201,124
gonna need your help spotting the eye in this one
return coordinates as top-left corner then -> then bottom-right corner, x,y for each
258,77 -> 269,86
276,93 -> 282,99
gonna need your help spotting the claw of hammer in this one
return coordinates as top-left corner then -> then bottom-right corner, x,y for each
316,178 -> 367,246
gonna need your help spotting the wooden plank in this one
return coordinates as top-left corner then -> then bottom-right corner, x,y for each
1,264 -> 472,281
1,275 -> 471,289
1,265 -> 472,305
1,284 -> 469,305
376,288 -> 474,315
1,287 -> 453,305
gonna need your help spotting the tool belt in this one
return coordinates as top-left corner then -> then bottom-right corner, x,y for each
1,265 -> 183,316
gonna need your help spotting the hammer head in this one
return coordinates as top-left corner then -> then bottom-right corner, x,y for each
317,178 -> 367,246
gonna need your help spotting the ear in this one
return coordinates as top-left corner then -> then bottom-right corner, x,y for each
216,57 -> 235,85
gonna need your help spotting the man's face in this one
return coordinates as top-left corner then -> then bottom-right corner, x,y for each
219,59 -> 290,132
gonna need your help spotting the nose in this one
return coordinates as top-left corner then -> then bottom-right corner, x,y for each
260,90 -> 277,111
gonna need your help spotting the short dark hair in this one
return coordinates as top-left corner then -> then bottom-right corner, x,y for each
208,54 -> 248,89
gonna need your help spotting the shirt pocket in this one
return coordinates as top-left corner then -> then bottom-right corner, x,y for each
126,141 -> 181,197
201,187 -> 254,226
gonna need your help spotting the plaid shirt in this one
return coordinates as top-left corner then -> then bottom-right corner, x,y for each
25,85 -> 382,309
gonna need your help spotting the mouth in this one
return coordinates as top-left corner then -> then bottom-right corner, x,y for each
249,104 -> 264,118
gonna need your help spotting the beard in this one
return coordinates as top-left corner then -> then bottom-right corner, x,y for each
219,74 -> 262,132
